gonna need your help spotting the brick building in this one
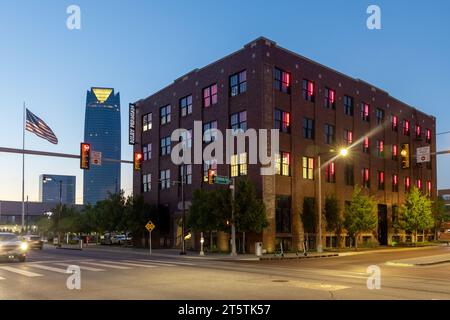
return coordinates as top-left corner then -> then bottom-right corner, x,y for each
133,37 -> 436,253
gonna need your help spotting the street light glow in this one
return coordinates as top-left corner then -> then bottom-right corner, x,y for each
339,148 -> 349,157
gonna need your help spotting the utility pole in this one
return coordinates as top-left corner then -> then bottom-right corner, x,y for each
230,177 -> 237,256
317,154 -> 323,253
180,166 -> 186,255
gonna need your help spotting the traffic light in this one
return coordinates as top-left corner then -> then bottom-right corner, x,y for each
207,169 -> 216,184
134,151 -> 143,171
80,143 -> 91,170
401,143 -> 410,169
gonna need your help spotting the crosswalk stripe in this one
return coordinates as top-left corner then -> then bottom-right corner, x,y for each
80,261 -> 131,270
0,266 -> 43,277
28,264 -> 69,274
54,263 -> 105,272
100,261 -> 157,268
137,259 -> 195,266
122,260 -> 175,267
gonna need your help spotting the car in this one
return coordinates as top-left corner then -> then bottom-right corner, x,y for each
111,235 -> 127,245
0,233 -> 29,262
23,235 -> 44,250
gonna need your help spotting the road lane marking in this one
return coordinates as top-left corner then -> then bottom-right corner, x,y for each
122,260 -> 176,267
0,266 -> 43,277
28,264 -> 69,274
100,261 -> 157,268
137,259 -> 195,266
80,261 -> 131,270
0,276 -> 5,280
54,263 -> 105,272
290,281 -> 350,291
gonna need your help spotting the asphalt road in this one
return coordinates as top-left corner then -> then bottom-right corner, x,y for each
0,245 -> 449,300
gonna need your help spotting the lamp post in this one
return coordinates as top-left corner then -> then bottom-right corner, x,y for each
316,148 -> 349,253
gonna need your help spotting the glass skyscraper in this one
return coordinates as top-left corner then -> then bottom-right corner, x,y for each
83,87 -> 121,205
39,174 -> 76,204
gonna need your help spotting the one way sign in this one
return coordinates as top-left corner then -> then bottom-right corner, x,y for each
416,146 -> 431,163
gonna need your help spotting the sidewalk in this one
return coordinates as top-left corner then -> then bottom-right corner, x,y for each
386,253 -> 450,267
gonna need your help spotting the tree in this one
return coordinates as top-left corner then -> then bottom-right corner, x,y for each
324,194 -> 342,248
234,179 -> 268,253
398,187 -> 434,244
301,197 -> 316,247
124,195 -> 157,248
187,189 -> 220,233
344,186 -> 378,250
432,196 -> 450,240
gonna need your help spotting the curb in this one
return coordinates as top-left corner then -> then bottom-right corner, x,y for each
259,253 -> 339,261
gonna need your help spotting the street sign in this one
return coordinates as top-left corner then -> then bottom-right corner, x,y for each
91,151 -> 102,166
215,175 -> 231,185
417,146 -> 431,163
129,103 -> 136,145
145,221 -> 155,232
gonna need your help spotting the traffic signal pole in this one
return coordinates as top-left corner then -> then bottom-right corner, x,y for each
230,177 -> 237,256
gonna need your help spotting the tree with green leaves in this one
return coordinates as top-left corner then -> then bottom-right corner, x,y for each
398,187 -> 434,244
124,195 -> 157,247
187,189 -> 220,234
324,194 -> 342,248
344,186 -> 378,250
301,197 -> 316,248
432,196 -> 450,240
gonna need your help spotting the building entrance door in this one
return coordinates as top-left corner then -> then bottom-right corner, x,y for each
377,204 -> 388,245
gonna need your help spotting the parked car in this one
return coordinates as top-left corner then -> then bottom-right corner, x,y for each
0,233 -> 29,262
111,235 -> 132,245
23,235 -> 44,250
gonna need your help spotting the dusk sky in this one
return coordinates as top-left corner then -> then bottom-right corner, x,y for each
1,0 -> 449,204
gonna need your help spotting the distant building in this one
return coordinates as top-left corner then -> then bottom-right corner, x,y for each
438,189 -> 450,209
83,87 -> 121,205
39,174 -> 76,204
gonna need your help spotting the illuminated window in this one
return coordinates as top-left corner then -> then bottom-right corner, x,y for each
275,152 -> 290,176
415,124 -> 422,140
324,124 -> 335,145
230,153 -> 247,177
344,95 -> 354,116
203,159 -> 217,182
231,111 -> 247,132
360,103 -> 370,122
302,79 -> 314,102
274,109 -> 290,133
416,179 -> 422,191
363,137 -> 370,154
302,157 -> 314,180
362,168 -> 370,188
203,121 -> 218,143
303,118 -> 314,139
274,68 -> 291,94
143,113 -> 152,132
160,136 -> 171,156
405,177 -> 411,192
159,169 -> 170,190
377,171 -> 385,190
142,174 -> 151,193
180,129 -> 192,149
324,88 -> 336,109
203,84 -> 218,108
230,70 -> 247,96
143,143 -> 152,161
426,129 -> 432,144
403,120 -> 410,136
325,162 -> 336,183
377,140 -> 384,158
344,129 -> 353,145
180,95 -> 192,117
391,115 -> 398,132
160,105 -> 171,125
180,164 -> 192,185
427,180 -> 432,196
345,164 -> 354,186
392,174 -> 399,192
376,108 -> 385,125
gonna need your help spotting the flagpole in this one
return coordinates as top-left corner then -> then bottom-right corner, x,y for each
21,102 -> 25,233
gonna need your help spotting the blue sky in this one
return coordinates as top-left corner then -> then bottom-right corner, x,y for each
1,0 -> 449,204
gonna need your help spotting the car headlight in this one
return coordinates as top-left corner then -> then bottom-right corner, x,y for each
20,242 -> 29,251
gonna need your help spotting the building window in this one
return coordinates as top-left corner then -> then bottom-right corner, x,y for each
203,159 -> 217,182
376,140 -> 385,158
376,108 -> 385,125
415,124 -> 422,140
392,174 -> 399,192
142,174 -> 151,192
143,113 -> 152,132
275,152 -> 291,176
377,171 -> 385,190
324,124 -> 335,145
203,84 -> 218,108
426,129 -> 432,144
274,68 -> 291,94
344,129 -> 353,145
231,153 -> 247,177
416,179 -> 422,191
143,143 -> 152,161
363,137 -> 370,154
302,79 -> 315,102
427,180 -> 432,196
231,111 -> 247,133
160,136 -> 171,156
324,87 -> 336,109
302,157 -> 314,180
203,120 -> 218,143
405,177 -> 411,193
275,196 -> 291,234
360,103 -> 370,122
325,162 -> 336,183
230,70 -> 247,97
180,95 -> 192,117
303,118 -> 314,139
180,164 -> 192,185
180,129 -> 192,149
345,164 -> 354,186
392,144 -> 398,160
344,95 -> 354,116
392,115 -> 398,132
274,109 -> 290,133
403,120 -> 410,136
160,105 -> 171,125
159,169 -> 170,190
362,168 -> 370,188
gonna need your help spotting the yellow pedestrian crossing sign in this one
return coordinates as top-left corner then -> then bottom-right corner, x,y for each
145,221 -> 155,232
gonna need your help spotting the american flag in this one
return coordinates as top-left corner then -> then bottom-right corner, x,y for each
25,109 -> 58,145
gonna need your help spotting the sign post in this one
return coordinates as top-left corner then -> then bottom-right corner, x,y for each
417,146 -> 431,163
145,220 -> 155,255
91,151 -> 102,166
214,175 -> 231,185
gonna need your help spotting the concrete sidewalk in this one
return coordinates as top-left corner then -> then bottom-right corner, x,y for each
386,253 -> 450,267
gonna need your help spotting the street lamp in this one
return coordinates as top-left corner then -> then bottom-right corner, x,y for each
316,148 -> 349,253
